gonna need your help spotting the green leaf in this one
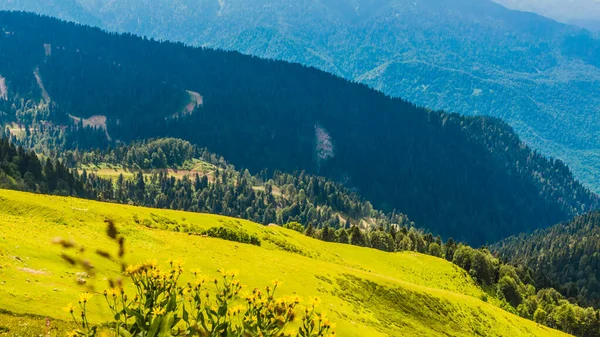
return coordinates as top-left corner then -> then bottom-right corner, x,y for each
216,321 -> 228,332
161,312 -> 175,334
182,306 -> 189,324
148,316 -> 162,337
218,305 -> 227,316
124,307 -> 145,326
166,294 -> 177,311
118,330 -> 133,337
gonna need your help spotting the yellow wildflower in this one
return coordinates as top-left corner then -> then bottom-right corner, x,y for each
231,305 -> 244,315
79,292 -> 93,303
173,258 -> 185,268
194,274 -> 208,287
63,303 -> 75,314
151,307 -> 166,316
150,269 -> 161,280
125,264 -> 141,275
106,288 -> 119,297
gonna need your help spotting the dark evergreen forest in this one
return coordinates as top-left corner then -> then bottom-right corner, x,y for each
494,212 -> 600,310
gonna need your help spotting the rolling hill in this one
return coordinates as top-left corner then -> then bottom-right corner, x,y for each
2,0 -> 600,192
0,188 -> 571,337
0,12 -> 597,246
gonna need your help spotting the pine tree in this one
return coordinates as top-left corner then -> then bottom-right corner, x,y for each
320,225 -> 336,242
336,228 -> 350,244
305,223 -> 316,237
349,226 -> 367,247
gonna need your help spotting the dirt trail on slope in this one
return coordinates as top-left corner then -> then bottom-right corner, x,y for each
0,76 -> 7,100
33,67 -> 50,102
43,43 -> 52,57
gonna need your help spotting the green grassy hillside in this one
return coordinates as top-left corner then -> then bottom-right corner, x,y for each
0,189 -> 569,336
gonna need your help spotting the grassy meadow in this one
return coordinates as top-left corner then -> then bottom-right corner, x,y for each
80,159 -> 216,181
0,189 -> 569,336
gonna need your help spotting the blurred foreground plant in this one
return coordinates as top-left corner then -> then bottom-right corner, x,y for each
61,221 -> 335,337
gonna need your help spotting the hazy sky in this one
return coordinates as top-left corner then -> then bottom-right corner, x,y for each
493,0 -> 600,30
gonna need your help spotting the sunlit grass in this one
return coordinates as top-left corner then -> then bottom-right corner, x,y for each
0,189 -> 570,336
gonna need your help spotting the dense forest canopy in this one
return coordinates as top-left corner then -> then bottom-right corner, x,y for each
0,11 -> 598,245
0,136 -> 84,196
2,0 -> 600,192
494,212 -> 600,310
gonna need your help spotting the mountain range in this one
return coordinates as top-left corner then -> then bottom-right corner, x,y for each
0,11 -> 597,246
2,0 -> 600,194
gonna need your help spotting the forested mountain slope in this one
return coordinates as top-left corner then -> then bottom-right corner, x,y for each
0,12 -> 597,246
2,0 -> 600,192
494,212 -> 600,309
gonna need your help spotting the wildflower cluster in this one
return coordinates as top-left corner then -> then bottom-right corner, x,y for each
298,297 -> 336,337
62,293 -> 96,337
65,261 -> 335,337
236,280 -> 300,336
108,259 -> 185,336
